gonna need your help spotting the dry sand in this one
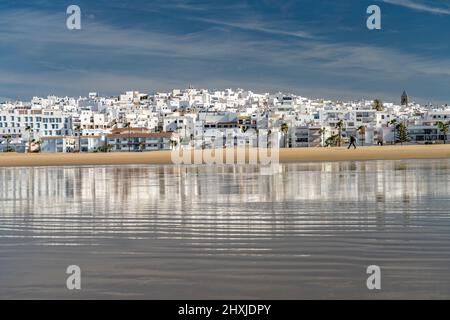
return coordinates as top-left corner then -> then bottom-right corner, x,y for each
0,145 -> 450,167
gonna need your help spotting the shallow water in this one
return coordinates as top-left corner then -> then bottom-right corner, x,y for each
1,160 -> 450,299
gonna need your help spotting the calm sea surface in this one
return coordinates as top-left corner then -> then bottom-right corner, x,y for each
1,160 -> 450,299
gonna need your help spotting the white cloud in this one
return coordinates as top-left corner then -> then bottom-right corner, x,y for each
192,17 -> 316,39
1,8 -> 450,102
382,0 -> 450,15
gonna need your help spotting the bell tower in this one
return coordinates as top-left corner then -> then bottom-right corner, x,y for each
401,91 -> 408,106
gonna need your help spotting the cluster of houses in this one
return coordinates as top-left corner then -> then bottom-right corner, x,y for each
1,88 -> 449,153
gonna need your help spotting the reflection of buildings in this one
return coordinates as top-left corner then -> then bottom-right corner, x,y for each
0,160 -> 449,242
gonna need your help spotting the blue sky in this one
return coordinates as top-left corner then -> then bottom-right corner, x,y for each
1,0 -> 450,103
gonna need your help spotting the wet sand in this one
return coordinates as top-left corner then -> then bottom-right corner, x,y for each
0,145 -> 450,167
2,160 -> 450,299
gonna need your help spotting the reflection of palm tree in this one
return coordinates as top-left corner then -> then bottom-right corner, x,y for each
335,120 -> 344,147
318,127 -> 326,147
437,121 -> 449,144
267,129 -> 272,148
281,123 -> 289,148
357,125 -> 366,146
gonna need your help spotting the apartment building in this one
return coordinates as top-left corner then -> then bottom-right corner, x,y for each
106,128 -> 173,152
0,108 -> 72,138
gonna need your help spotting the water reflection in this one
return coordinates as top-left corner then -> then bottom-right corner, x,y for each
2,160 -> 450,207
1,160 -> 450,299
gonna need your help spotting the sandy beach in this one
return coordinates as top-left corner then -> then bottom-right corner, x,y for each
0,145 -> 450,167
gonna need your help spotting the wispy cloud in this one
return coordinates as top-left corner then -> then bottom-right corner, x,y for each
382,0 -> 450,15
1,7 -> 450,103
193,17 -> 316,39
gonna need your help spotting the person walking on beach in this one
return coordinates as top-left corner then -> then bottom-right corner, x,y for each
348,135 -> 357,149
376,134 -> 384,146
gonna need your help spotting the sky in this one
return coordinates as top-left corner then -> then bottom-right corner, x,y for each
1,0 -> 450,104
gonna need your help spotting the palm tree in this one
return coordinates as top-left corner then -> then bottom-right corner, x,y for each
388,119 -> 397,144
325,134 -> 339,147
373,99 -> 384,111
169,139 -> 178,150
255,128 -> 259,148
436,121 -> 449,144
318,127 -> 327,147
34,139 -> 42,153
25,125 -> 33,153
99,144 -> 113,153
176,126 -> 183,138
189,133 -> 194,148
335,120 -> 344,147
281,123 -> 289,148
3,134 -> 12,152
75,125 -> 82,152
124,122 -> 131,152
357,125 -> 366,146
138,141 -> 145,152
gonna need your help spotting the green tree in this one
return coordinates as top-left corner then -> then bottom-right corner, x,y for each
325,134 -> 339,147
436,121 -> 449,144
98,144 -> 113,153
75,125 -> 82,152
396,123 -> 409,145
25,125 -> 33,153
3,135 -> 13,152
281,123 -> 289,148
318,127 -> 327,147
357,125 -> 366,146
138,141 -> 145,152
124,122 -> 132,152
373,99 -> 384,111
35,139 -> 42,153
267,129 -> 272,148
335,120 -> 344,147
255,128 -> 259,148
388,119 -> 397,144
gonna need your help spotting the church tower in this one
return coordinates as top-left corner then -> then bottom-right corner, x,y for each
401,91 -> 409,106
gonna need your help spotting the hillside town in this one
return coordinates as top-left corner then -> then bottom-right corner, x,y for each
1,88 -> 449,153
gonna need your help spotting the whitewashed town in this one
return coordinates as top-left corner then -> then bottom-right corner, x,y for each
0,88 -> 449,153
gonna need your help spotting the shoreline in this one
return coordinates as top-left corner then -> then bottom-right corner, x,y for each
1,145 -> 450,167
